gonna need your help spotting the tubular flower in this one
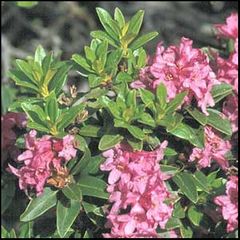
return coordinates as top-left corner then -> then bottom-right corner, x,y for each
214,176 -> 238,233
8,130 -> 77,196
101,141 -> 176,238
189,126 -> 231,170
131,37 -> 218,115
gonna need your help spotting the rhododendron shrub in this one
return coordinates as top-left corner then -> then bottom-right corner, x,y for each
1,7 -> 238,239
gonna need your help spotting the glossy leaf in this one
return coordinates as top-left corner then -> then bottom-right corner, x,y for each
211,83 -> 233,104
186,107 -> 207,126
20,188 -> 58,222
99,134 -> 124,151
62,183 -> 82,201
57,199 -> 81,238
130,31 -> 158,50
187,205 -> 204,226
207,108 -> 232,136
173,172 -> 198,203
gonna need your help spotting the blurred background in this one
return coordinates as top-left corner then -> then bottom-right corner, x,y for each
1,1 -> 238,92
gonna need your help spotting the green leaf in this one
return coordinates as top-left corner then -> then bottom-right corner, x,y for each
17,1 -> 38,8
57,199 -> 81,238
18,222 -> 33,238
49,61 -> 72,95
127,10 -> 144,35
27,122 -> 49,133
88,74 -> 101,88
207,108 -> 232,136
71,147 -> 91,175
211,83 -> 233,104
96,8 -> 119,41
165,91 -> 187,114
156,83 -> 167,109
164,147 -> 177,156
139,88 -> 155,106
186,107 -> 207,126
130,31 -> 158,50
127,138 -> 143,151
193,171 -> 210,193
78,175 -> 108,199
57,103 -> 85,130
165,217 -> 182,230
34,45 -> 46,65
173,201 -> 185,219
45,91 -> 59,122
115,72 -> 132,83
160,165 -> 179,176
99,134 -> 124,151
84,46 -> 96,62
114,7 -> 125,29
1,226 -> 8,238
72,54 -> 93,72
1,85 -> 17,114
83,229 -> 93,238
79,124 -> 102,138
90,31 -> 117,47
62,183 -> 82,201
128,125 -> 145,140
180,224 -> 193,238
15,59 -> 36,84
138,113 -> 155,127
169,123 -> 204,148
206,169 -> 220,184
20,188 -> 58,222
84,155 -> 105,175
173,172 -> 198,203
187,205 -> 204,226
8,70 -> 39,92
8,98 -> 42,112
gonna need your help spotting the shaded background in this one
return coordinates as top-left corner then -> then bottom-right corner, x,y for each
1,1 -> 238,88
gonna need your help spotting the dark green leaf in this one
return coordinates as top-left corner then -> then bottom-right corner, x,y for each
114,7 -> 125,29
18,222 -> 33,238
90,31 -> 117,47
173,201 -> 185,219
180,224 -> 193,238
130,31 -> 158,50
193,171 -> 210,193
99,134 -> 123,151
45,91 -> 59,122
186,107 -> 207,126
62,183 -> 82,201
128,125 -> 145,140
164,147 -> 177,156
127,10 -> 144,35
72,54 -> 93,72
79,125 -> 102,138
165,217 -> 182,230
139,88 -> 155,106
160,165 -> 179,176
20,188 -> 58,222
187,205 -> 204,226
84,155 -> 105,174
71,147 -> 91,175
211,83 -> 233,104
165,91 -> 187,114
78,175 -> 108,199
156,83 -> 167,109
173,172 -> 198,203
57,199 -> 81,238
207,108 -> 232,136
115,72 -> 132,83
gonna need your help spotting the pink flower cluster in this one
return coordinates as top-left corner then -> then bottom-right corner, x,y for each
189,126 -> 231,170
214,176 -> 238,233
131,37 -> 218,115
8,130 -> 77,196
101,141 -> 176,238
1,112 -> 27,164
213,13 -> 238,132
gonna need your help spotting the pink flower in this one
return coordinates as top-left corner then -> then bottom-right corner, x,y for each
8,130 -> 77,196
131,37 -> 218,115
101,141 -> 175,238
214,176 -> 238,232
222,95 -> 238,133
189,126 -> 231,170
214,13 -> 238,40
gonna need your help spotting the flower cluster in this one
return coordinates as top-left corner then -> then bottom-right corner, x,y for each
8,130 -> 77,195
1,112 -> 27,164
214,176 -> 238,233
131,37 -> 218,115
189,126 -> 231,170
101,141 -> 176,238
213,13 -> 238,133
